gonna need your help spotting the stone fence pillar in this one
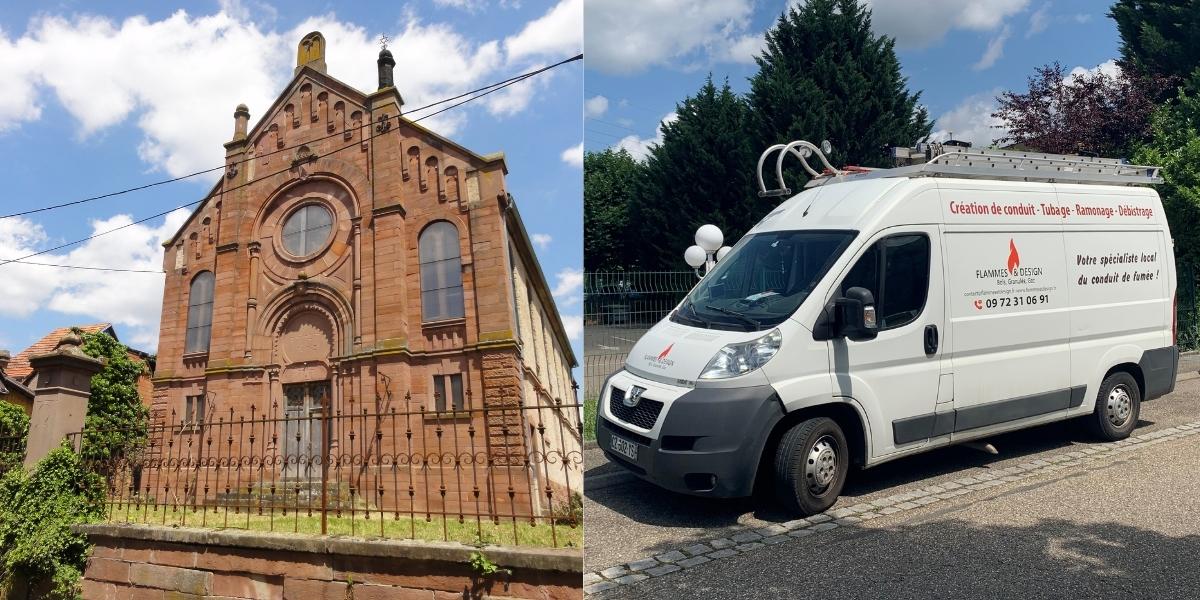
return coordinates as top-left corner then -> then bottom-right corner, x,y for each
24,332 -> 103,468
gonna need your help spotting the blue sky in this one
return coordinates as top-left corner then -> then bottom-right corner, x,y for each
584,0 -> 1120,161
0,0 -> 583,378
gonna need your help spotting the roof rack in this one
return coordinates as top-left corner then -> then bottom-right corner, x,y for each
756,140 -> 1163,196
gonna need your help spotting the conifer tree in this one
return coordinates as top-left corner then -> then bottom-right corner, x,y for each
749,0 -> 930,180
630,77 -> 764,270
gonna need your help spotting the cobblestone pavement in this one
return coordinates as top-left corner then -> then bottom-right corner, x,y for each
584,374 -> 1200,597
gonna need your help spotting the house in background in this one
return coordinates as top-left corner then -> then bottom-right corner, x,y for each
0,350 -> 34,414
3,323 -> 155,413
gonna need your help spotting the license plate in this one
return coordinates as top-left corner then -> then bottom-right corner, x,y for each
609,434 -> 639,462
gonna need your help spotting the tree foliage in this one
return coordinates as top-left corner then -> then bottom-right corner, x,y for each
583,148 -> 641,271
1133,79 -> 1200,268
748,0 -> 930,177
993,62 -> 1158,157
631,77 -> 767,269
0,444 -> 105,600
1110,0 -> 1200,88
78,330 -> 149,464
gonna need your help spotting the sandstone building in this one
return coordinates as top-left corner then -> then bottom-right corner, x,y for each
149,33 -> 580,518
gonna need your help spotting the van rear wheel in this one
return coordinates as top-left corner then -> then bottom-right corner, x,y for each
1087,372 -> 1141,441
774,417 -> 849,516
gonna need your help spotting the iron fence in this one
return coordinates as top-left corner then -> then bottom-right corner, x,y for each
583,271 -> 696,398
1178,262 -> 1199,352
0,434 -> 24,474
70,399 -> 583,548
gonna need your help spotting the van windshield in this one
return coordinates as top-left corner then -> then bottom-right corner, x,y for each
673,230 -> 856,331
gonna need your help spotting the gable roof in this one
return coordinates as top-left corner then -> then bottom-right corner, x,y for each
0,372 -> 32,400
163,65 -> 507,248
7,323 -> 113,382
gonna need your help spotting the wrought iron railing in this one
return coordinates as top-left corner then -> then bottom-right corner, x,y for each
70,399 -> 583,548
0,434 -> 24,474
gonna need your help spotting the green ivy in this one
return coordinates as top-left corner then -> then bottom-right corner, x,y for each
0,402 -> 29,473
0,443 -> 105,600
77,330 -> 150,465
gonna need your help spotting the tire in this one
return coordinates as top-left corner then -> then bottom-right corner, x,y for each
1086,371 -> 1141,441
773,417 -> 849,516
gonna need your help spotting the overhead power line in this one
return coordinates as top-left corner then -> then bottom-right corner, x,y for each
0,54 -> 583,221
1,260 -> 164,273
0,53 -> 582,272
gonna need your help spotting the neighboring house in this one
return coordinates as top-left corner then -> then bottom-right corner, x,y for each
150,33 -> 579,515
0,350 -> 34,414
4,323 -> 155,412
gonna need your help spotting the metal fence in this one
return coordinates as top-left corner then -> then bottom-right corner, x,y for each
0,434 -> 24,474
70,399 -> 583,548
1178,263 -> 1199,352
584,271 -> 696,398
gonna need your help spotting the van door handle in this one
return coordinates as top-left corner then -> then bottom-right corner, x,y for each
924,324 -> 939,355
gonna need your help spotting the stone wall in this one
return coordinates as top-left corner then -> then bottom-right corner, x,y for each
75,524 -> 582,600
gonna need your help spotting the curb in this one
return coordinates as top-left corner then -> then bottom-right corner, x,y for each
583,420 -> 1200,595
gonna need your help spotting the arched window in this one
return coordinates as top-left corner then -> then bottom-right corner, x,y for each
185,271 -> 215,353
419,221 -> 465,321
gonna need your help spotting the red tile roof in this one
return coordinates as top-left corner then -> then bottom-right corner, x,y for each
6,323 -> 112,382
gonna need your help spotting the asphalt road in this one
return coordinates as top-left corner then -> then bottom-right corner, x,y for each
585,372 -> 1200,598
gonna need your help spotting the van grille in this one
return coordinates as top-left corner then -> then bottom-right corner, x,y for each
608,386 -> 664,430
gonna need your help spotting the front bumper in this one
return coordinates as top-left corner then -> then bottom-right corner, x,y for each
596,372 -> 784,497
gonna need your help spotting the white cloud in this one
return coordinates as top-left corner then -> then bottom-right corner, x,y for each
614,112 -> 677,161
0,6 -> 561,178
864,0 -> 1028,49
929,89 -> 1007,148
973,25 -> 1010,70
531,233 -> 552,249
561,314 -> 582,341
720,33 -> 766,64
1069,59 -> 1120,80
504,0 -> 582,64
551,267 -> 583,307
585,95 -> 609,118
1027,3 -> 1050,37
584,0 -> 756,74
433,0 -> 488,13
0,209 -> 189,349
560,142 -> 583,168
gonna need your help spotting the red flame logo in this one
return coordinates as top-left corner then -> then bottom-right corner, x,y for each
1007,239 -> 1020,273
658,344 -> 674,360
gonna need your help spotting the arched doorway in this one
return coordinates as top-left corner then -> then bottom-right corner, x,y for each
275,306 -> 337,480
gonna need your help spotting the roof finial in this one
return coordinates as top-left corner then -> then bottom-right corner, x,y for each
377,35 -> 396,91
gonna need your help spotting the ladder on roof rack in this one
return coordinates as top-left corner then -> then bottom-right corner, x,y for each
756,140 -> 1163,196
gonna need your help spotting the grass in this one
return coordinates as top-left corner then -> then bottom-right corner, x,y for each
583,397 -> 597,442
100,502 -> 582,549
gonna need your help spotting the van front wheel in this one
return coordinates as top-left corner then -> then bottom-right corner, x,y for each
773,417 -> 849,516
1087,372 -> 1141,441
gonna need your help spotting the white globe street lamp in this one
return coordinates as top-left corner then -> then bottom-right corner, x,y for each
695,224 -> 723,252
685,224 -> 731,278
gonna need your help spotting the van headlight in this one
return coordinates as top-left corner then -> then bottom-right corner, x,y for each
699,329 -> 782,379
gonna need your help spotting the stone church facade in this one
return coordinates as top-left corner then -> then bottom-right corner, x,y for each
150,33 -> 580,517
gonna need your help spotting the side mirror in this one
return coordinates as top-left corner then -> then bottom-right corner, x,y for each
836,287 -> 878,341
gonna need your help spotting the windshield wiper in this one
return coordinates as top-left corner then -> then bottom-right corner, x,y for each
704,304 -> 761,329
682,301 -> 710,327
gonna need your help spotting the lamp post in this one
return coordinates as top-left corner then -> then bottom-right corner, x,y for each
684,224 -> 732,278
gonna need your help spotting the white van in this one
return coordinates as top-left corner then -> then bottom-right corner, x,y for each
596,142 -> 1179,515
